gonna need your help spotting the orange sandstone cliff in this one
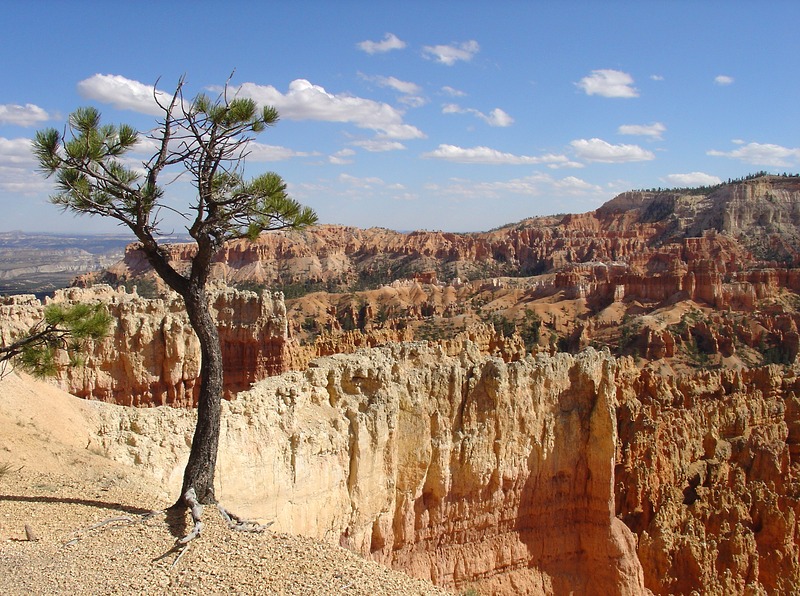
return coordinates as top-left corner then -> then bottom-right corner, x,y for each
83,343 -> 647,595
5,175 -> 800,593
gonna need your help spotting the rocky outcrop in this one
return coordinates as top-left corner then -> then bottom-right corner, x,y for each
85,177 -> 800,293
0,285 -> 293,406
7,282 -> 800,593
89,343 -> 646,595
616,364 -> 800,594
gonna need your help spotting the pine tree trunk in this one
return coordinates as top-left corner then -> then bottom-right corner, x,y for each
179,286 -> 224,505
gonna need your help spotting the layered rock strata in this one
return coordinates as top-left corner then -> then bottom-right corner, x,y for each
84,177 -> 800,294
89,343 -> 646,595
0,285 -> 292,406
615,364 -> 800,594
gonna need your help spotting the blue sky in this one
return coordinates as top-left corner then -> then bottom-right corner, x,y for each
2,0 -> 799,234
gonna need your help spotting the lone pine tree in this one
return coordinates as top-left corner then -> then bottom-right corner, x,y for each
33,78 -> 317,517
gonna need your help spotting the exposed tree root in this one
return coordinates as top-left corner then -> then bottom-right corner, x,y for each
178,488 -> 204,545
160,488 -> 273,568
63,510 -> 163,548
217,504 -> 273,533
60,488 -> 272,570
177,488 -> 272,545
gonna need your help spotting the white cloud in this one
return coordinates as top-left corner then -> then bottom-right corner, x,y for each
650,75 -> 665,81
424,172 -> 602,199
708,141 -> 800,167
371,75 -> 421,95
421,144 -> 571,166
576,69 -> 639,98
235,79 -> 425,140
329,149 -> 355,165
0,165 -> 52,194
81,74 -> 427,141
357,33 -> 406,54
338,173 -> 386,188
553,176 -> 604,194
362,74 -> 427,108
0,137 -> 35,164
0,138 -> 51,194
77,74 -> 169,116
442,104 -> 514,127
399,95 -> 427,108
246,142 -> 316,162
441,86 -> 466,97
0,103 -> 51,127
547,160 -> 585,170
351,139 -> 406,152
570,138 -> 654,163
422,40 -> 479,66
484,108 -> 514,127
130,136 -> 162,156
714,75 -> 734,85
80,74 -> 427,139
662,172 -> 723,187
618,122 -> 666,140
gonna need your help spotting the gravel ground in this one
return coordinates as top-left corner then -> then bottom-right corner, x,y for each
0,373 -> 452,596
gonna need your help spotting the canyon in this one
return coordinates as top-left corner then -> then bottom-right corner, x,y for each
3,175 -> 800,594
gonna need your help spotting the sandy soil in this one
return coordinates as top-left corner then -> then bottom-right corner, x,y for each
0,372 -> 451,596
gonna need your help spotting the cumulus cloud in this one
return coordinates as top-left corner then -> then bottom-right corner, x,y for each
422,40 -> 479,65
441,86 -> 466,97
338,173 -> 387,188
662,172 -> 723,187
0,138 -> 51,194
370,75 -> 421,95
0,103 -> 52,127
0,165 -> 52,194
357,33 -> 406,54
399,95 -> 427,108
351,139 -> 406,152
77,74 -> 169,116
547,160 -> 585,170
424,172 -> 602,200
714,75 -> 734,85
576,69 -> 638,98
618,122 -> 666,140
80,75 -> 426,140
442,104 -> 514,127
329,148 -> 355,165
245,142 -> 316,162
570,138 -> 654,163
708,141 -> 800,167
421,144 -> 571,166
362,74 -> 427,107
485,108 -> 514,127
0,137 -> 36,164
661,172 -> 722,187
234,79 -> 425,140
552,176 -> 605,194
650,75 -> 665,81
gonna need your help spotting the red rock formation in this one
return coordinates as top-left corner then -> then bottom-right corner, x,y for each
92,343 -> 647,595
1,285 -> 294,407
615,364 -> 800,593
83,178 -> 800,326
